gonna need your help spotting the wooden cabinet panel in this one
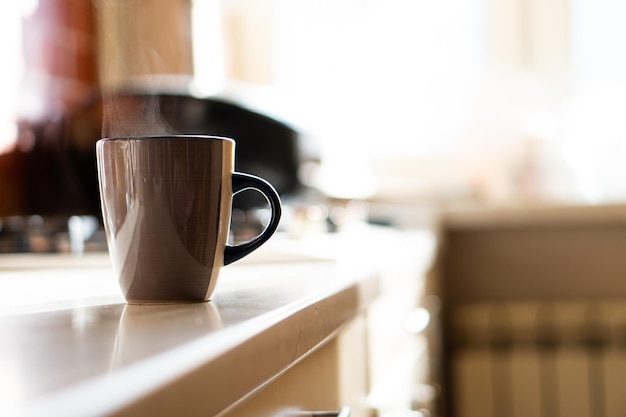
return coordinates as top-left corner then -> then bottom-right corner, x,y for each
220,316 -> 371,417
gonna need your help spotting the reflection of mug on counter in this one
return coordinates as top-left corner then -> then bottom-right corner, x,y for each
96,135 -> 282,304
110,302 -> 223,369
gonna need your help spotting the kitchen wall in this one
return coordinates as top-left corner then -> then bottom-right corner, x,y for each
205,0 -> 626,208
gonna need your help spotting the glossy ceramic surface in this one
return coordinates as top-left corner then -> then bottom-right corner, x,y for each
96,135 -> 281,303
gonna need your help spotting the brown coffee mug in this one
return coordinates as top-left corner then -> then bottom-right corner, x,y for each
96,135 -> 282,304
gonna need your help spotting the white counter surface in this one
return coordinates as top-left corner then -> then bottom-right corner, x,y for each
0,229 -> 394,417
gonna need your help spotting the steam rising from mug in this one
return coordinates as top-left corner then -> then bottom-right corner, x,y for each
94,0 -> 194,138
101,93 -> 175,138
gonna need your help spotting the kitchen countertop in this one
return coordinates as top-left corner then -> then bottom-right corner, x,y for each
0,228 -> 394,417
440,202 -> 626,229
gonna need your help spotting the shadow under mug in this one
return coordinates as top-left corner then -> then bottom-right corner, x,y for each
96,135 -> 282,304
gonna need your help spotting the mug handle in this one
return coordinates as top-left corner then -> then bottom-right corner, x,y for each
224,172 -> 282,265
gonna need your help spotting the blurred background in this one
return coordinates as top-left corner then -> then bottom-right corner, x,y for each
1,0 -> 626,236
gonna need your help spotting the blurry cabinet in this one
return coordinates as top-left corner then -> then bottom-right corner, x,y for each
435,204 -> 626,417
365,230 -> 439,416
220,315 -> 370,417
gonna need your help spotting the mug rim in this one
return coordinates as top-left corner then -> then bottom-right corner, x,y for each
98,135 -> 235,144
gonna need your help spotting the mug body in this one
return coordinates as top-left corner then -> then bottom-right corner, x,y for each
97,135 -> 234,303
